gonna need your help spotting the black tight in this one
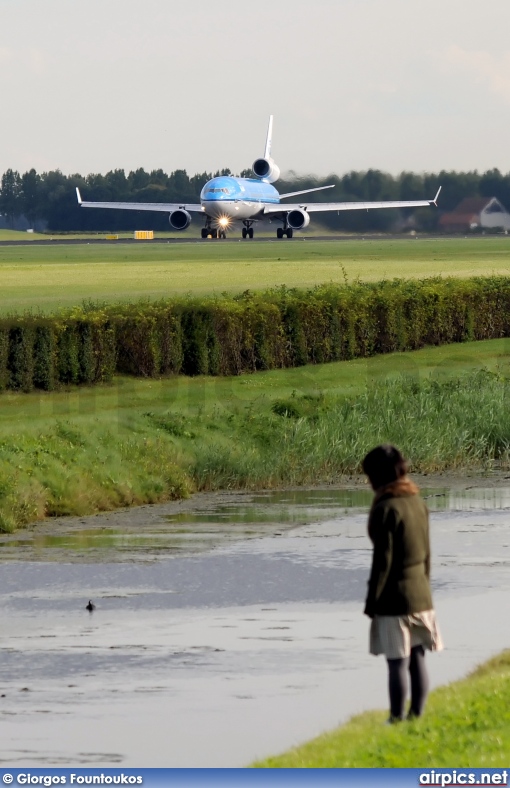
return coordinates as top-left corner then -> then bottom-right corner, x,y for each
387,646 -> 429,720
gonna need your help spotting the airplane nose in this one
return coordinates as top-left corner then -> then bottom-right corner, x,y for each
205,201 -> 234,219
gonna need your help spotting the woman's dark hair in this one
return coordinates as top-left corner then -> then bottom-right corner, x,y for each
362,444 -> 408,489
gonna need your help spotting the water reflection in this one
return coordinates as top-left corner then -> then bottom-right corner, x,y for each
0,484 -> 508,767
0,485 -> 508,562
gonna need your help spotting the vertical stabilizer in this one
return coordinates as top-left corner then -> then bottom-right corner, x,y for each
253,115 -> 280,182
264,115 -> 274,159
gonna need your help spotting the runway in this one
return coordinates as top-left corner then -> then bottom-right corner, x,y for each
0,233 -> 446,247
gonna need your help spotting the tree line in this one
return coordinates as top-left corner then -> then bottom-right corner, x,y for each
1,165 -> 510,232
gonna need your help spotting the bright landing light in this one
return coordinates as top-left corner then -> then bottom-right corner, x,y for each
218,217 -> 230,228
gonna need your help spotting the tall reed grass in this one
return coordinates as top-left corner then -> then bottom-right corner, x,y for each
1,368 -> 507,532
190,369 -> 510,489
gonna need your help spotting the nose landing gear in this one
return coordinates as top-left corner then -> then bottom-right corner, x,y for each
202,227 -> 218,239
201,224 -> 227,239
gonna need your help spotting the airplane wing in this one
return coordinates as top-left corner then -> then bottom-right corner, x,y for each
264,188 -> 442,215
76,188 -> 203,213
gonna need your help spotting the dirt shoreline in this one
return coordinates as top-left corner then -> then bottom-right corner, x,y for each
6,469 -> 510,540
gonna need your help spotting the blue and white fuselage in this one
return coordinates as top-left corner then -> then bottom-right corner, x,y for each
200,176 -> 279,221
76,115 -> 440,239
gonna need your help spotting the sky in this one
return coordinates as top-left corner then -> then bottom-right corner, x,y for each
1,0 -> 510,178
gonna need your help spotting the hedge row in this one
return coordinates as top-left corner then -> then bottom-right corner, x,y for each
0,314 -> 116,392
2,276 -> 510,391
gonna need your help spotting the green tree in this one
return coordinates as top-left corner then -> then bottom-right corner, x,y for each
105,169 -> 129,198
20,169 -> 41,228
0,169 -> 21,227
148,169 -> 168,187
398,172 -> 425,201
128,168 -> 150,191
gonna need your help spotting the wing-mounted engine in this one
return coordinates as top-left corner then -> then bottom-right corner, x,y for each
169,209 -> 192,230
287,209 -> 310,230
252,157 -> 281,184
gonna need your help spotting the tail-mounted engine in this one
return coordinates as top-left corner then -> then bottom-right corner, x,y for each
169,209 -> 192,230
252,157 -> 281,184
287,209 -> 310,230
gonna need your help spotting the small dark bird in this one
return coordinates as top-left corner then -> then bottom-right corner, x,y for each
86,600 -> 96,612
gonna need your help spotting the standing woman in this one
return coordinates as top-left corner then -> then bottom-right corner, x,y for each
362,445 -> 443,722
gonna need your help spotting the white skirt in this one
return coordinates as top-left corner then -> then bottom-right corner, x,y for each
369,610 -> 444,660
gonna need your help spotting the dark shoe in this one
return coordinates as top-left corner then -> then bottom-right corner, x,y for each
385,715 -> 404,725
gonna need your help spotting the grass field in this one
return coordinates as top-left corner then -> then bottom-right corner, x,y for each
1,237 -> 510,314
0,339 -> 509,530
1,338 -> 507,433
253,650 -> 510,767
1,234 -> 510,529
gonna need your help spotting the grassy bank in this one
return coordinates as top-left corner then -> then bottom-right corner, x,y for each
253,651 -> 510,767
1,237 -> 510,313
0,339 -> 509,531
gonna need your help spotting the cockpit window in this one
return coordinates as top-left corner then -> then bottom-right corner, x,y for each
207,188 -> 230,194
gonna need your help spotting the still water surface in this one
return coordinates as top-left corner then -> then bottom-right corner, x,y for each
0,487 -> 508,767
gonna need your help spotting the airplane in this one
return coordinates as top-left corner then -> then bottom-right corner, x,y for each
76,116 -> 441,240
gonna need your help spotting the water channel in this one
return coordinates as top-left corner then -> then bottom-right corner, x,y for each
0,484 -> 509,767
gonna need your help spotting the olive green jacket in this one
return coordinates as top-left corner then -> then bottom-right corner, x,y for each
364,491 -> 433,618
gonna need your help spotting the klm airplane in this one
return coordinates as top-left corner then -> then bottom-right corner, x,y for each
76,117 -> 440,239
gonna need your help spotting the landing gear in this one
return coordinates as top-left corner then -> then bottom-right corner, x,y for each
242,222 -> 254,239
277,227 -> 293,239
202,225 -> 222,239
